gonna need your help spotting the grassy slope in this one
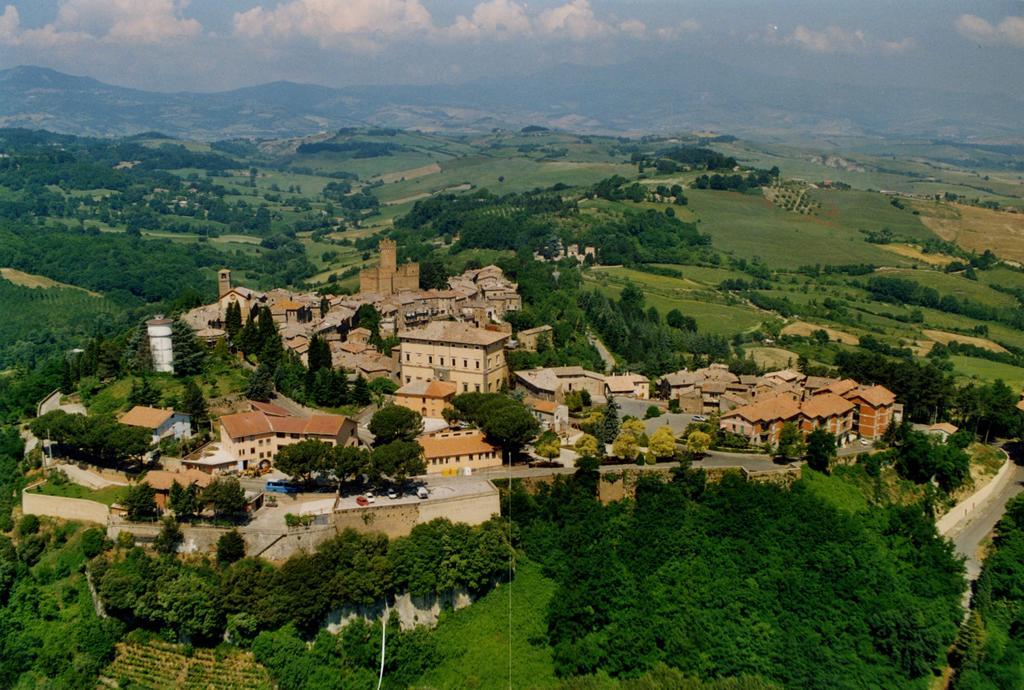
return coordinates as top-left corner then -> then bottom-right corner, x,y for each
414,558 -> 559,689
686,189 -> 923,268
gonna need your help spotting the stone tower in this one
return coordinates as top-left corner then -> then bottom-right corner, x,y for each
218,269 -> 232,299
379,239 -> 397,274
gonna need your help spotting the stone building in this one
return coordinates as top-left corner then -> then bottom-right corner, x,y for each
398,321 -> 510,394
359,239 -> 419,295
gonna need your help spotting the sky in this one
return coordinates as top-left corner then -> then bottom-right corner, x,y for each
1,0 -> 1023,95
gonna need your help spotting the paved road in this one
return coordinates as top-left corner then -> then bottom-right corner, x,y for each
587,331 -> 615,373
948,460 -> 1024,581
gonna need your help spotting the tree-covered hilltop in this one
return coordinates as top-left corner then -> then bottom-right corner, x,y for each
507,466 -> 965,687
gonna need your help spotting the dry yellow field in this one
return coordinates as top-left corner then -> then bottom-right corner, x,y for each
878,243 -> 959,266
915,203 -> 1024,262
745,346 -> 800,369
377,162 -> 441,184
781,320 -> 860,345
0,267 -> 99,295
923,329 -> 1009,353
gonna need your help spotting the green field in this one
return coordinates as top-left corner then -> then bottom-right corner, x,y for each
877,268 -> 1018,308
415,558 -> 558,689
685,189 -> 920,268
950,355 -> 1024,391
31,480 -> 128,506
584,266 -> 766,336
0,279 -> 123,368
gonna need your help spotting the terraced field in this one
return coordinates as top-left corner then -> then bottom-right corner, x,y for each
101,640 -> 271,690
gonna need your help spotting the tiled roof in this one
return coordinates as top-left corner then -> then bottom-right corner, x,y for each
397,380 -> 457,398
822,379 -> 859,397
220,409 -> 350,440
143,469 -> 212,491
250,401 -> 290,417
525,397 -> 558,414
119,406 -> 176,429
845,384 -> 896,407
929,422 -> 959,435
722,395 -> 802,424
399,320 -> 509,346
605,374 -> 648,392
418,431 -> 497,459
800,393 -> 854,420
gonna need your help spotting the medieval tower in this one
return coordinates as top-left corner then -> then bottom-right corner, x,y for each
218,268 -> 232,299
359,239 -> 419,295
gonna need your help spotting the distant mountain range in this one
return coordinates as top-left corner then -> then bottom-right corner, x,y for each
2,63 -> 1022,141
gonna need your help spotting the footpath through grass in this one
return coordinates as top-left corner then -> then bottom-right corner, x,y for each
414,558 -> 558,689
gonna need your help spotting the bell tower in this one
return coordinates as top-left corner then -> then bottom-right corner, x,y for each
218,269 -> 231,299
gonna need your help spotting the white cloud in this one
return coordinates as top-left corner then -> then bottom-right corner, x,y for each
618,18 -> 646,38
759,23 -> 912,56
0,4 -> 19,43
955,14 -> 1024,48
536,0 -> 610,41
233,0 -> 434,47
0,0 -> 199,47
786,25 -> 866,53
449,0 -> 531,39
655,19 -> 700,41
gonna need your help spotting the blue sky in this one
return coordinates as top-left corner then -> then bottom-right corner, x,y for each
1,1 -> 1022,93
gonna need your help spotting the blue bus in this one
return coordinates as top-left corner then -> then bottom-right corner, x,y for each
265,480 -> 300,494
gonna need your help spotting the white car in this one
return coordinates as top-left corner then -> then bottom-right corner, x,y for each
692,415 -> 707,422
860,438 -> 871,446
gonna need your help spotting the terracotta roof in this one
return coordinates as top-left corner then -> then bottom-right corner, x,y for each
800,393 -> 854,420
220,409 -> 350,439
272,300 -> 304,311
822,379 -> 859,397
929,422 -> 959,435
303,415 -> 349,437
519,325 -> 553,336
220,411 -> 272,438
399,320 -> 510,347
845,384 -> 896,407
251,401 -> 290,417
525,397 -> 558,414
418,431 -> 497,460
143,469 -> 212,491
397,380 -> 457,398
702,381 -> 728,394
119,406 -> 176,429
722,395 -> 801,424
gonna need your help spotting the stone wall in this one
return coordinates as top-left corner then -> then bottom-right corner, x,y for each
23,487 -> 109,524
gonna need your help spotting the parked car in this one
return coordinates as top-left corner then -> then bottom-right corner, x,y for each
860,438 -> 871,446
356,496 -> 369,507
692,415 -> 707,422
387,488 -> 399,499
416,486 -> 429,499
365,493 -> 376,503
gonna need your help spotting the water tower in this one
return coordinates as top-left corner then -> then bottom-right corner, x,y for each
146,316 -> 174,373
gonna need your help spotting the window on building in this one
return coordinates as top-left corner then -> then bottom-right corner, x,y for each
475,360 -> 480,369
463,383 -> 469,392
463,359 -> 468,368
428,355 -> 433,364
475,384 -> 480,392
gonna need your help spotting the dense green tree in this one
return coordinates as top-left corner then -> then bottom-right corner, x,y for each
127,375 -> 160,408
805,429 -> 837,473
171,319 -> 205,376
369,405 -> 423,446
224,301 -> 243,341
369,441 -> 426,485
122,482 -> 157,521
329,445 -> 371,487
246,364 -> 275,402
217,530 -> 246,566
775,422 -> 805,459
168,481 -> 199,519
180,377 -> 209,432
601,397 -> 620,444
154,516 -> 183,555
275,439 -> 331,484
202,477 -> 246,519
